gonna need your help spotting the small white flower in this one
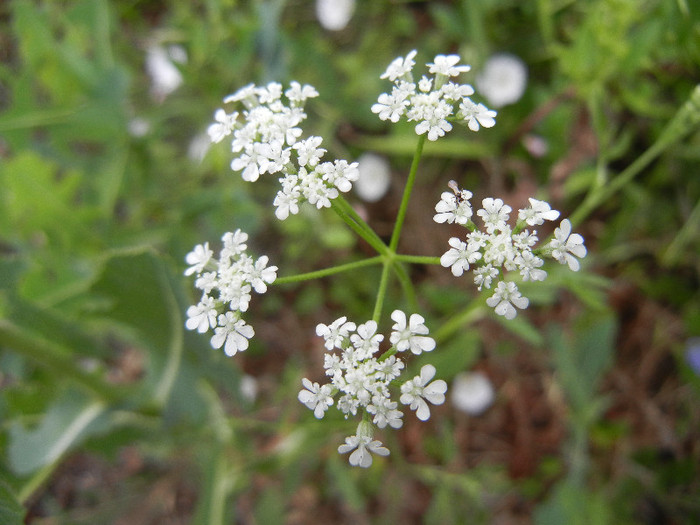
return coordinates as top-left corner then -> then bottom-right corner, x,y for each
485,281 -> 529,320
368,397 -> 403,429
211,312 -> 254,356
550,219 -> 587,271
440,237 -> 482,277
338,421 -> 389,468
285,81 -> 319,104
355,153 -> 391,203
381,49 -> 418,82
350,320 -> 383,360
515,251 -> 547,282
248,256 -> 278,293
433,189 -> 473,224
451,371 -> 495,415
298,378 -> 334,418
400,364 -> 447,421
477,197 -> 512,233
459,99 -> 497,131
185,242 -> 213,276
185,296 -> 218,333
427,54 -> 471,77
476,53 -> 527,108
207,109 -> 239,143
146,45 -> 184,102
294,136 -> 326,167
473,264 -> 499,291
315,0 -> 356,31
316,316 -> 357,350
518,198 -> 560,226
389,310 -> 436,355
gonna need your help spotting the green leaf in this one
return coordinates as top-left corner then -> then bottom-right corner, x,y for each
0,476 -> 25,525
550,310 -> 617,413
8,391 -> 107,475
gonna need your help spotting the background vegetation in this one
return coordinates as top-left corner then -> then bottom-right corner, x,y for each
1,0 -> 699,523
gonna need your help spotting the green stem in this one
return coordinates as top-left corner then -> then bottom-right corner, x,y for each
389,135 -> 426,252
333,195 -> 390,254
274,256 -> 383,285
0,320 -> 127,403
373,259 -> 393,323
569,85 -> 700,227
331,199 -> 389,256
395,254 -> 442,265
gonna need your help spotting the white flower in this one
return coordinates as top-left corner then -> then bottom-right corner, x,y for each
207,109 -> 238,143
476,53 -> 527,108
451,371 -> 494,415
433,189 -> 473,224
477,197 -> 512,233
248,256 -> 278,293
185,242 -> 213,276
368,397 -> 403,429
315,0 -> 356,30
298,378 -> 334,418
294,136 -> 326,167
515,251 -> 547,282
355,153 -> 391,203
316,316 -> 357,350
473,264 -> 499,291
427,54 -> 471,77
400,364 -> 447,421
211,312 -> 254,356
518,198 -> 560,226
440,237 -> 482,277
485,281 -> 529,320
185,296 -> 218,333
146,45 -> 184,102
550,219 -> 587,271
459,98 -> 497,131
285,81 -> 319,104
320,159 -> 359,193
350,320 -> 383,360
381,49 -> 418,82
338,421 -> 389,468
389,310 -> 436,355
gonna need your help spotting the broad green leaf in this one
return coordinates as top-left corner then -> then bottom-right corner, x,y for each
8,391 -> 107,475
89,248 -> 183,407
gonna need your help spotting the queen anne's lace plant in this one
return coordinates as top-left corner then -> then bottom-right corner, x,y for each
184,230 -> 277,356
185,50 -> 595,470
207,82 -> 359,220
372,50 -> 497,140
298,311 -> 446,467
435,183 -> 587,319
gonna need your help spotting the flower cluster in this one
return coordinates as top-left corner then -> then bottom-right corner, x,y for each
298,311 -> 446,467
435,182 -> 587,319
372,50 -> 497,140
184,230 -> 277,356
208,82 -> 359,220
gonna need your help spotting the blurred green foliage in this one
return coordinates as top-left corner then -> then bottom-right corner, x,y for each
1,0 -> 699,523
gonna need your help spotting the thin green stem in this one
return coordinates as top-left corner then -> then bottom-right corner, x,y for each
330,199 -> 389,256
569,85 -> 700,227
389,135 -> 426,252
0,320 -> 127,403
274,256 -> 383,285
395,254 -> 442,265
373,259 -> 393,323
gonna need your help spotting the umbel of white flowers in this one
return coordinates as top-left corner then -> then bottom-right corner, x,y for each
372,50 -> 497,140
298,311 -> 447,467
207,82 -> 359,220
435,182 -> 587,319
184,230 -> 277,355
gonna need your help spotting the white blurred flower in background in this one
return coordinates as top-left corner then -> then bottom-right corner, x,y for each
315,0 -> 356,31
355,153 -> 391,202
451,371 -> 495,415
476,53 -> 527,108
146,44 -> 187,102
